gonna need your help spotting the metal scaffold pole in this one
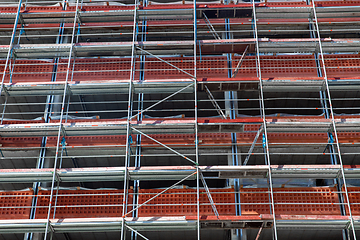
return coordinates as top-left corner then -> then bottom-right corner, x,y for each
131,1 -> 147,239
0,0 -> 22,96
43,0 -> 80,238
194,0 -> 200,238
25,1 -> 68,239
252,1 -> 278,239
312,2 -> 357,239
121,1 -> 138,239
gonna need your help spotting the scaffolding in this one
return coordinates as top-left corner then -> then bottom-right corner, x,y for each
0,0 -> 360,239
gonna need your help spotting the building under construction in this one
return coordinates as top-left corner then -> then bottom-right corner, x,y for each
0,0 -> 360,239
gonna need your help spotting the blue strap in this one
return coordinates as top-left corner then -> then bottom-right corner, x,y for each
262,133 -> 266,149
61,137 -> 66,150
77,23 -> 81,35
198,40 -> 202,63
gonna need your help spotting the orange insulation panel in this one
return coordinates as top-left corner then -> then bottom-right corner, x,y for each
240,187 -> 341,216
0,190 -> 33,219
35,189 -> 133,219
137,188 -> 235,217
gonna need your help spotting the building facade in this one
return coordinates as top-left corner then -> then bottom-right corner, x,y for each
0,0 -> 360,239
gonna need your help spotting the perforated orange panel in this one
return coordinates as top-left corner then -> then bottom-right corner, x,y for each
2,131 -> 360,149
262,1 -> 308,7
0,190 -> 33,219
46,135 -> 128,147
24,6 -> 63,12
338,132 -> 360,144
232,55 -> 318,79
237,132 -> 349,145
36,189 -> 133,219
240,187 -> 341,215
0,60 -> 54,83
244,124 -> 262,132
137,188 -> 235,217
144,4 -> 193,9
344,187 -> 360,216
1,120 -> 44,124
272,2 -> 308,7
143,56 -> 228,80
0,7 -> 18,12
315,0 -> 360,6
0,137 -> 42,148
322,54 -> 360,79
67,5 -> 135,11
56,58 -> 140,82
141,133 -> 232,147
268,133 -> 329,144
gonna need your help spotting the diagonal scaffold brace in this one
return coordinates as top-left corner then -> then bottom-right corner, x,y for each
136,46 -> 196,79
130,82 -> 194,120
203,12 -> 221,40
131,126 -> 198,166
124,223 -> 150,240
231,45 -> 249,78
199,170 -> 220,219
123,171 -> 197,218
204,85 -> 227,119
243,124 -> 263,166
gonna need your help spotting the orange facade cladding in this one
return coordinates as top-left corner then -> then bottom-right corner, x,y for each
1,54 -> 359,84
0,59 -> 54,83
56,58 -> 140,82
137,188 -> 236,217
322,54 -> 360,79
35,189 -> 133,219
143,56 -> 228,79
343,187 -> 360,216
232,54 -> 318,78
261,0 -> 360,7
240,187 -> 341,216
1,131 -> 360,148
314,0 -> 360,6
0,137 -> 43,148
46,135 -> 128,147
0,190 -> 33,219
140,133 -> 232,147
2,187 -> 360,219
1,119 -> 45,124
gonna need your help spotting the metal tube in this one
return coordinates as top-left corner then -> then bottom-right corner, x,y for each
136,47 -> 196,79
193,1 -> 200,239
252,1 -> 278,240
43,0 -> 80,238
121,1 -> 138,239
312,2 -> 357,239
130,82 -> 194,120
0,0 -> 22,96
125,224 -> 149,240
131,127 -> 198,165
123,172 -> 197,218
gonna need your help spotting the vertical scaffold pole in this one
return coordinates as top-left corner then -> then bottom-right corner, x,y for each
131,2 -> 147,240
43,0 -> 79,239
0,0 -> 22,96
312,2 -> 357,239
193,0 -> 200,239
252,1 -> 278,239
121,1 -> 138,240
